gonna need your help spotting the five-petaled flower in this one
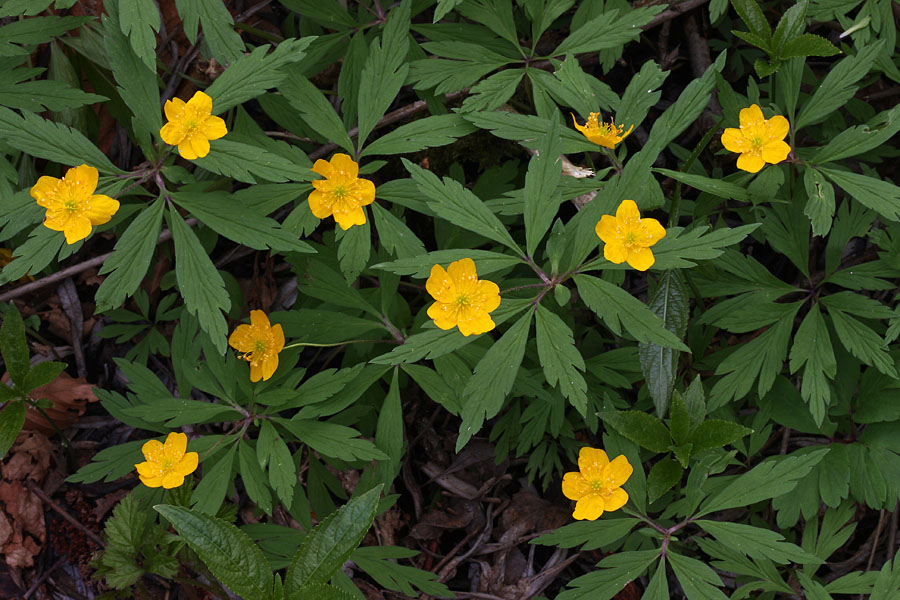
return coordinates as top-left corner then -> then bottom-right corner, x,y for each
721,104 -> 791,173
31,164 -> 119,245
562,447 -> 633,521
426,258 -> 501,337
228,309 -> 285,382
309,153 -> 376,230
572,112 -> 634,149
596,199 -> 666,271
135,432 -> 199,489
160,90 -> 227,160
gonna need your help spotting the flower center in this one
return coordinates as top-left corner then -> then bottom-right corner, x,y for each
589,480 -> 605,492
332,184 -> 348,199
63,199 -> 79,213
455,293 -> 470,306
162,458 -> 174,470
624,231 -> 637,246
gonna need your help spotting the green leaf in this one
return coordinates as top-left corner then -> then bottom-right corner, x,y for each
460,68 -> 524,113
813,105 -> 900,164
524,117 -> 563,256
167,206 -> 230,354
278,419 -> 388,462
551,6 -> 664,56
0,401 -> 25,460
535,304 -> 587,415
771,0 -> 808,53
532,517 -> 639,550
279,75 -> 354,154
462,110 -> 595,153
0,302 -> 29,386
779,33 -> 840,59
155,505 -> 273,600
696,520 -> 822,564
457,311 -> 532,451
789,304 -> 836,425
286,583 -> 355,600
557,549 -> 659,600
239,442 -> 273,516
648,458 -> 683,502
600,410 -> 672,453
689,419 -> 752,453
0,226 -> 64,286
336,221 -> 370,283
639,271 -> 690,416
193,139 -> 308,184
22,361 -> 65,392
697,448 -> 829,516
370,204 -> 426,260
279,0 -> 357,27
351,546 -> 452,597
372,249 -> 520,279
433,0 -> 465,22
118,0 -> 160,71
643,559 -> 669,600
95,196 -> 165,313
653,168 -> 750,203
191,442 -> 236,515
668,551 -> 727,599
825,302 -> 897,378
173,191 -> 312,252
206,39 -> 314,114
174,0 -> 244,63
361,114 -> 476,157
403,159 -> 522,255
819,167 -> 900,223
0,15 -> 89,56
574,275 -> 689,350
259,421 -> 296,507
729,0 -> 772,40
356,0 -> 410,149
0,107 -> 120,173
615,60 -> 668,134
795,41 -> 884,130
374,370 -> 403,488
0,79 -> 107,113
285,486 -> 382,591
803,167 -> 836,236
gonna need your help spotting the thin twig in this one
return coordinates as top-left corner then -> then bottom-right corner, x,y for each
23,556 -> 66,599
24,480 -> 105,548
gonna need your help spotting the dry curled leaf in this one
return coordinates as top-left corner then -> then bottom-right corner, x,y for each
25,372 -> 97,436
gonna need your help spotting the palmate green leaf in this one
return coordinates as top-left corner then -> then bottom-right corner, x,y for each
95,196 -> 164,313
574,275 -> 689,350
615,60 -> 668,134
689,419 -> 753,452
174,0 -> 244,64
599,410 -> 672,453
167,207 -> 230,354
285,486 -> 382,592
373,249 -> 521,278
361,114 -> 476,157
0,189 -> 42,242
463,110 -> 597,154
118,0 -> 160,71
803,167 -> 836,237
206,38 -> 314,114
433,0 -> 465,21
193,140 -> 307,184
0,107 -> 120,173
370,204 -> 426,260
286,583 -> 355,600
697,448 -> 829,517
0,0 -> 68,17
277,419 -> 388,462
0,401 -> 25,460
279,74 -> 354,154
557,549 -> 659,600
374,369 -> 403,488
280,0 -> 357,27
550,5 -> 664,56
336,221 -> 370,283
403,159 -> 522,255
408,49 -> 512,95
258,421 -> 295,507
298,260 -> 379,318
870,552 -> 900,600
532,517 -> 639,550
173,191 -> 312,253
155,505 -> 273,600
668,551 -> 728,599
0,303 -> 28,386
789,304 -> 836,425
459,68 -> 524,113
648,457 -> 683,501
239,442 -> 273,516
103,2 -> 160,145
550,54 -> 619,118
524,117 -> 563,256
825,303 -> 897,378
813,104 -> 900,164
819,167 -> 900,223
356,0 -> 410,149
191,442 -> 236,515
456,0 -> 520,50
535,304 -> 587,415
0,79 -> 106,113
639,270 -> 690,416
643,559 -> 669,600
795,41 -> 884,130
457,310 -> 533,451
352,546 -> 451,597
66,439 -> 144,484
696,520 -> 821,565
0,15 -> 88,56
653,168 -> 750,202
0,226 -> 64,285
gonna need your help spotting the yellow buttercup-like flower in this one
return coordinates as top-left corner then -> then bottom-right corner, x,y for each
426,258 -> 501,337
562,447 -> 633,521
309,153 -> 376,230
572,112 -> 634,149
30,164 -> 119,245
135,432 -> 199,489
228,309 -> 285,382
160,90 -> 227,160
596,199 -> 666,271
721,104 -> 791,173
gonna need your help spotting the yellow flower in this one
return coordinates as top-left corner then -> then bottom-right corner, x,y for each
30,164 -> 119,245
135,432 -> 199,489
572,112 -> 634,149
721,104 -> 791,173
160,90 -> 227,160
595,199 -> 666,271
228,309 -> 285,382
426,258 -> 501,337
309,153 -> 376,230
562,447 -> 633,521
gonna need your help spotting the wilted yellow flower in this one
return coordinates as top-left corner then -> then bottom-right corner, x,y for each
30,164 -> 119,245
135,432 -> 199,489
721,104 -> 791,173
562,447 -> 632,521
309,153 -> 376,230
595,199 -> 666,271
160,90 -> 227,159
426,258 -> 500,337
228,309 -> 285,382
572,112 -> 634,149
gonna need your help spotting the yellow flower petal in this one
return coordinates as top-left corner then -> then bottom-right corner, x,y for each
424,259 -> 500,336
720,128 -> 744,153
767,115 -> 790,140
311,158 -> 334,178
161,471 -> 186,489
63,217 -> 92,244
176,452 -> 199,477
334,206 -> 367,230
165,432 -> 188,457
603,487 -> 629,512
578,447 -> 610,480
67,165 -> 99,198
605,455 -> 634,488
561,472 -> 589,501
626,247 -> 655,271
736,152 -> 765,173
164,97 -> 186,122
201,115 -> 228,141
331,153 -> 359,178
641,218 -> 667,245
187,135 -> 211,159
616,199 -> 641,222
186,90 -> 214,115
83,194 -> 120,226
603,240 -> 629,264
595,215 -> 618,244
761,140 -> 791,164
250,309 -> 270,328
426,264 -> 454,303
573,495 -> 605,521
739,104 -> 765,128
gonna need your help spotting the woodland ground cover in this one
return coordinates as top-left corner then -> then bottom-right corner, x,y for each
1,0 -> 900,599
